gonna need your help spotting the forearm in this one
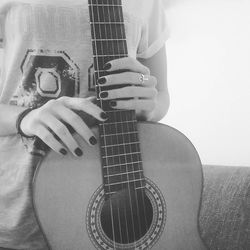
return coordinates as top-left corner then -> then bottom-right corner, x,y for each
0,104 -> 27,136
148,90 -> 170,122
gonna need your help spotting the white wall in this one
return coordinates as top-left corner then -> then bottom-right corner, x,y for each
162,0 -> 250,166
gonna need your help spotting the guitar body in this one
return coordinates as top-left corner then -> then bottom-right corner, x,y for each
33,123 -> 206,250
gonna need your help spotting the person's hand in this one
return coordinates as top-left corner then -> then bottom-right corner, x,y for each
98,57 -> 158,120
20,96 -> 107,156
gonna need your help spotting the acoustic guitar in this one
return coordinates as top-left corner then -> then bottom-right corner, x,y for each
32,0 -> 206,249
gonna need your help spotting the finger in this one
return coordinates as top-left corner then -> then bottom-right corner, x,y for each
57,96 -> 108,121
42,115 -> 83,157
34,125 -> 68,156
110,99 -> 156,113
53,106 -> 98,146
98,73 -> 156,87
99,86 -> 158,100
104,57 -> 150,75
86,96 -> 98,104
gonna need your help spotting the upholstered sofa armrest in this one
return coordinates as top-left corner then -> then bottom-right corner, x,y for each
199,165 -> 250,249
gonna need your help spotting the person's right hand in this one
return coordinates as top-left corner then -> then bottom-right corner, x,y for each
20,96 -> 107,157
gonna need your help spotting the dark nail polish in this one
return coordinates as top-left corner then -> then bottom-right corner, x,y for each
104,63 -> 111,70
75,148 -> 83,157
101,112 -> 108,120
110,101 -> 117,107
98,77 -> 106,85
89,136 -> 97,145
60,148 -> 67,155
100,91 -> 108,99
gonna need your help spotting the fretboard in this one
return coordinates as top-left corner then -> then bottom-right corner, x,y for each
88,0 -> 145,196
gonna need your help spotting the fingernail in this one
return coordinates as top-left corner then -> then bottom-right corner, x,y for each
101,112 -> 108,120
110,101 -> 117,107
89,136 -> 97,145
98,77 -> 106,85
60,148 -> 67,155
100,91 -> 108,99
104,63 -> 111,71
75,148 -> 83,157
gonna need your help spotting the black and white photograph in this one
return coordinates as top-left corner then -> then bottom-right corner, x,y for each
0,0 -> 249,249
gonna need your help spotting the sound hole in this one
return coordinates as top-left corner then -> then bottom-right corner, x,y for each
100,189 -> 153,244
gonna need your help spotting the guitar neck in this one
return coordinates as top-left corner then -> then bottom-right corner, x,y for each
88,0 -> 145,196
89,0 -> 128,80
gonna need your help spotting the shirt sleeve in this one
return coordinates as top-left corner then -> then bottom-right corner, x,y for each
0,15 -> 4,48
0,13 -> 5,49
137,0 -> 169,59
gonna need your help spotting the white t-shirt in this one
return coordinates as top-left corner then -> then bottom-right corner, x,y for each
0,0 -> 168,249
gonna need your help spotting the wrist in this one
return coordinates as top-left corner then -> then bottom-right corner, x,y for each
16,108 -> 35,138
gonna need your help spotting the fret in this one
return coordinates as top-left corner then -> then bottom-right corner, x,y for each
102,151 -> 141,159
100,131 -> 138,138
92,40 -> 127,56
100,132 -> 139,146
104,179 -> 146,193
100,120 -> 137,126
104,171 -> 144,187
103,163 -> 142,177
100,122 -> 136,135
91,23 -> 125,40
90,4 -> 122,7
90,22 -> 124,24
105,186 -> 146,196
101,143 -> 139,162
93,39 -> 125,41
102,153 -> 142,166
100,133 -> 139,145
89,6 -> 123,23
102,161 -> 142,169
88,0 -> 122,5
104,170 -> 143,178
105,178 -> 145,187
101,142 -> 139,150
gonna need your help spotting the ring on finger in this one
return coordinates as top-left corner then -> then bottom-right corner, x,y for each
139,74 -> 149,84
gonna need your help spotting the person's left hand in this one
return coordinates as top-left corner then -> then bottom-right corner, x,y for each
98,57 -> 158,120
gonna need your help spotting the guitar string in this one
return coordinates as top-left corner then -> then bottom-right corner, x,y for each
123,111 -> 143,242
119,0 -> 149,233
108,0 -> 129,245
116,0 -> 149,244
115,2 -> 143,248
89,0 -> 117,247
90,1 -> 145,248
104,0 -> 125,245
114,1 -> 138,248
130,112 -> 149,233
98,0 -> 130,247
99,0 -> 137,246
98,1 -> 120,248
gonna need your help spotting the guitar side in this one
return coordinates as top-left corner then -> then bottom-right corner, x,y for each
32,122 -> 206,250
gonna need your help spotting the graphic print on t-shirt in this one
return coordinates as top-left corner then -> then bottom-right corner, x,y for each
10,49 -> 80,108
